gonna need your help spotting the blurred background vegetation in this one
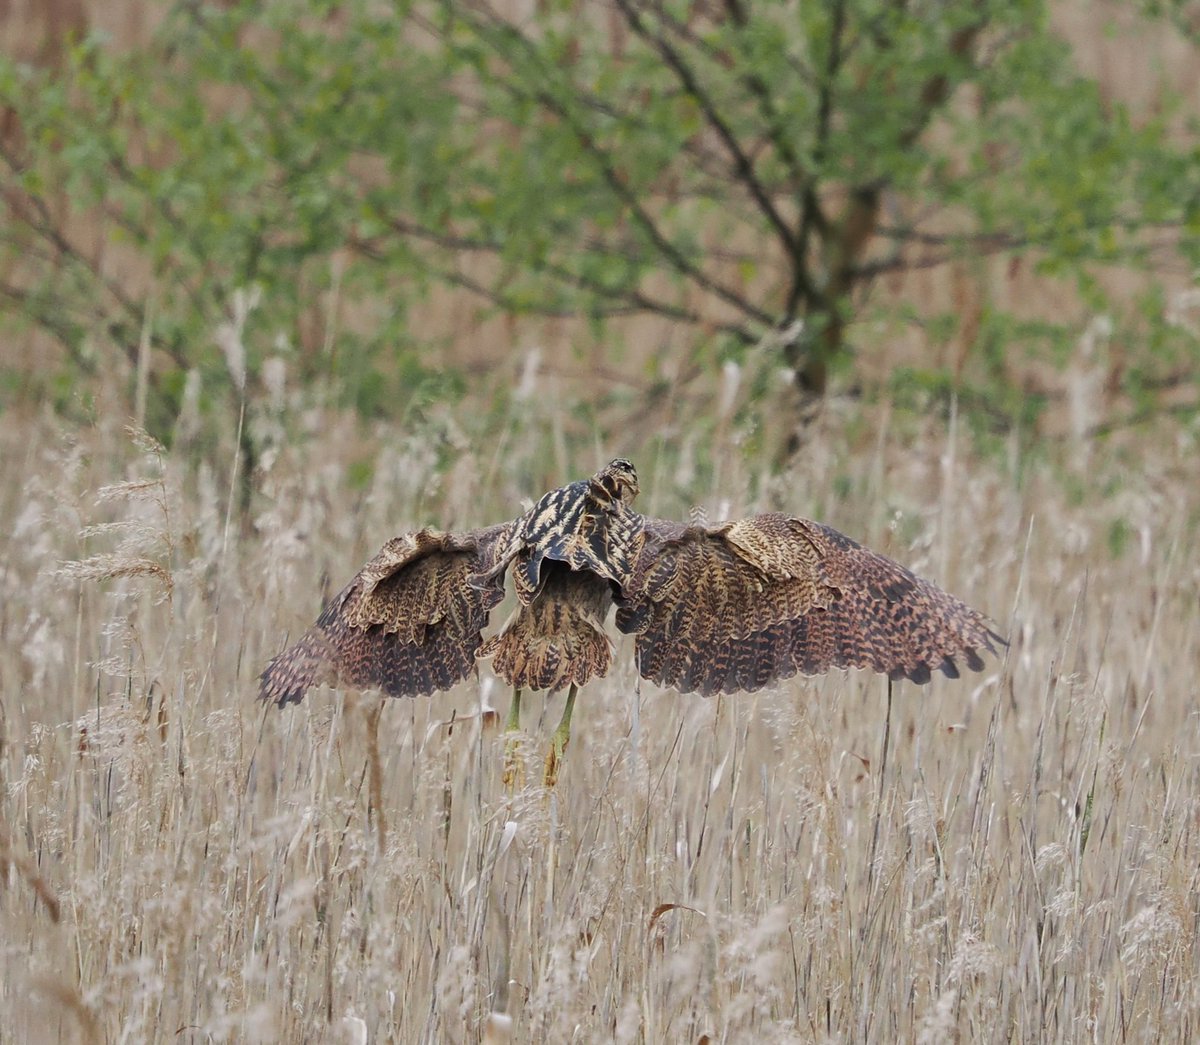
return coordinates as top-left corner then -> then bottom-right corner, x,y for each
1,0 -> 1198,495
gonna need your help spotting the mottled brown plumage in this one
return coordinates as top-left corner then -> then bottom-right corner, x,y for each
260,459 -> 1003,714
259,524 -> 515,705
615,513 -> 1001,695
479,563 -> 613,691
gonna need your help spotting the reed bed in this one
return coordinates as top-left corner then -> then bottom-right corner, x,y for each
0,387 -> 1197,1043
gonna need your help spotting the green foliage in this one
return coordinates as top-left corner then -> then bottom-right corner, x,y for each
0,0 -> 1197,444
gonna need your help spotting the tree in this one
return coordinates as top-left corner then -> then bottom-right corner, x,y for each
1,0 -> 1197,440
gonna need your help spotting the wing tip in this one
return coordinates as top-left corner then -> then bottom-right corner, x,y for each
259,628 -> 335,707
258,660 -> 310,707
896,628 -> 1007,685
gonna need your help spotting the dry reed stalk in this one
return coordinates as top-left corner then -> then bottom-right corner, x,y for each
1,388 -> 1197,1040
363,700 -> 387,854
0,841 -> 61,923
26,976 -> 100,1045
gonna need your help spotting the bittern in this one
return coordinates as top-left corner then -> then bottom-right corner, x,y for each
260,459 -> 1003,785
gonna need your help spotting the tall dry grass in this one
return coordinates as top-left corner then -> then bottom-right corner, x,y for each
0,364 -> 1197,1043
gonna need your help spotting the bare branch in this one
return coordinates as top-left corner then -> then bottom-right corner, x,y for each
658,2 -> 814,190
425,258 -> 758,343
612,0 -> 801,261
447,4 -> 774,330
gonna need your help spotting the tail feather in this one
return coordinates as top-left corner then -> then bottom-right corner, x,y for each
480,608 -> 611,692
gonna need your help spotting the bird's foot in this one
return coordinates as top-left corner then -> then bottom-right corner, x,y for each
502,732 -> 526,791
543,728 -> 570,788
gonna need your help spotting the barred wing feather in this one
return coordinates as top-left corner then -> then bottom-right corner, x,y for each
259,522 -> 516,705
616,512 -> 1003,696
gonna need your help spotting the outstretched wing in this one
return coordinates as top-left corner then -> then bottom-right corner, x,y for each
616,512 -> 1003,696
260,522 -> 516,705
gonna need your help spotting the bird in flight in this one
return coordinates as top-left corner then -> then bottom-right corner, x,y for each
260,459 -> 1003,785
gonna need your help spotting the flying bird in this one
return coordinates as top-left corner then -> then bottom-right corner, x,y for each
260,459 -> 1004,784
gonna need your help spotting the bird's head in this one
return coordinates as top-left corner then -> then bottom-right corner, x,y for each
590,458 -> 640,507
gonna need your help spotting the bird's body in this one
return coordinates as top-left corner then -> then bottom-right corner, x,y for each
481,562 -> 614,692
494,460 -> 643,601
260,459 -> 1003,781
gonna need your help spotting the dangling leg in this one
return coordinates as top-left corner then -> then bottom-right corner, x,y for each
505,687 -> 523,733
502,687 -> 524,789
543,684 -> 578,788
